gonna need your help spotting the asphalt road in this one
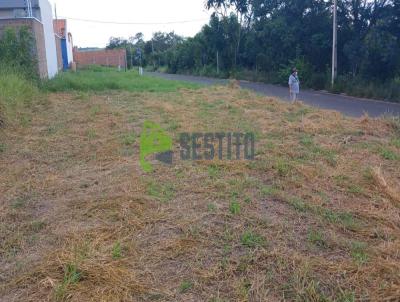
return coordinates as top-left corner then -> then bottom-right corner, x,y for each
148,72 -> 400,118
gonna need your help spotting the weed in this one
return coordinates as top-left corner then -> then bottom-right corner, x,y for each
350,241 -> 369,265
86,129 -> 97,140
47,124 -> 63,135
260,185 -> 279,198
378,147 -> 399,160
362,167 -> 374,183
339,291 -> 356,302
275,158 -> 291,177
208,165 -> 221,179
241,231 -> 264,248
391,138 -> 400,148
30,220 -> 46,233
179,281 -> 193,293
288,197 -> 308,212
307,229 -> 326,248
300,134 -> 314,147
112,242 -> 122,259
0,69 -> 42,126
287,197 -> 359,230
322,210 -> 357,230
146,181 -> 175,203
55,263 -> 82,299
229,201 -> 241,215
121,132 -> 136,146
347,184 -> 364,195
89,105 -> 101,117
207,203 -> 217,212
11,197 -> 28,209
285,107 -> 312,122
0,143 -> 6,153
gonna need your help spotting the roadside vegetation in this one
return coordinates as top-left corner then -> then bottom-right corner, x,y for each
42,65 -> 199,93
1,67 -> 399,301
106,1 -> 400,102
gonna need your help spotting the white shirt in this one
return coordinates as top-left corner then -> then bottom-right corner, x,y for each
289,74 -> 300,93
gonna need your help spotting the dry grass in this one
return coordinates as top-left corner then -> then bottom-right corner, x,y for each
0,85 -> 400,301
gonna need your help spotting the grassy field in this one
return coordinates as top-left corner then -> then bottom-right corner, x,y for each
0,69 -> 400,301
42,66 -> 199,93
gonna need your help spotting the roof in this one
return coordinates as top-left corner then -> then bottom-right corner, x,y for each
53,19 -> 66,37
0,0 -> 40,9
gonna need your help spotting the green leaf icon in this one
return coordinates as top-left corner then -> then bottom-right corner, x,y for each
140,121 -> 173,172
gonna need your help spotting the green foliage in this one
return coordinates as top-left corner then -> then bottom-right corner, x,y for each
0,26 -> 38,79
350,242 -> 369,265
55,263 -> 82,299
229,201 -> 241,215
146,181 -> 175,203
179,281 -> 193,293
307,229 -> 326,248
112,242 -> 122,259
241,231 -> 264,248
114,2 -> 400,101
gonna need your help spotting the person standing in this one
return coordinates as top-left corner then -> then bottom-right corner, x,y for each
288,68 -> 300,103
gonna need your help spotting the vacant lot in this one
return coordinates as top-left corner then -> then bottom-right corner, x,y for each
0,69 -> 399,301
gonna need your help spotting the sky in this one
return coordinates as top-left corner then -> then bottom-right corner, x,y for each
48,0 -> 213,48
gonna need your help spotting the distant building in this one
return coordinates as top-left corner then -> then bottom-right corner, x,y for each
73,47 -> 127,70
0,0 -> 59,78
53,19 -> 74,70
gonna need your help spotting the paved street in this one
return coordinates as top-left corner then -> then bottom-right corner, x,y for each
149,72 -> 400,118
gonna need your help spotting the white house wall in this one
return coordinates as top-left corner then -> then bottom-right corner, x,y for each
38,0 -> 58,78
65,23 -> 73,64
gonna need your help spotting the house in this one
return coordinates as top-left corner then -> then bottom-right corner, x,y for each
53,19 -> 74,70
0,0 -> 58,78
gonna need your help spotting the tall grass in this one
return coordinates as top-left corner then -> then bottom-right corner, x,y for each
0,67 -> 42,127
42,66 -> 200,93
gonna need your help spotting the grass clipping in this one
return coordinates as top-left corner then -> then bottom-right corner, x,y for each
372,166 -> 400,207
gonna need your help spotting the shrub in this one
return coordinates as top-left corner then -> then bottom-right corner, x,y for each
0,26 -> 38,79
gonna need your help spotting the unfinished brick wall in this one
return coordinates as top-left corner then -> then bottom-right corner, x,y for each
73,48 -> 127,69
0,18 -> 48,78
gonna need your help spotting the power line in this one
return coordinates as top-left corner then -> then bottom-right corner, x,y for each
59,16 -> 209,25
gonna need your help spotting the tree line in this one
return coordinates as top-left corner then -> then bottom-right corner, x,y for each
108,0 -> 400,101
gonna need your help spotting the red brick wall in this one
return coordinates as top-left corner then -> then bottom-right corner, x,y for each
0,18 -> 48,78
73,48 -> 127,69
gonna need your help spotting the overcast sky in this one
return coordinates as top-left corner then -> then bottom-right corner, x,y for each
49,0 -> 213,48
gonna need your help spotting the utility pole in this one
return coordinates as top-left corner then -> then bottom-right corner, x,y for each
217,50 -> 219,74
151,38 -> 155,69
331,0 -> 338,87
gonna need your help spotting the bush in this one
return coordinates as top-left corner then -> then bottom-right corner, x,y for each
331,75 -> 400,102
0,26 -> 38,80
